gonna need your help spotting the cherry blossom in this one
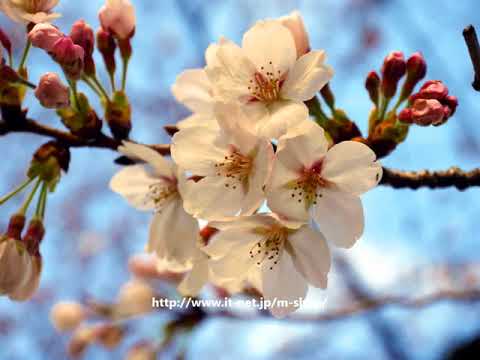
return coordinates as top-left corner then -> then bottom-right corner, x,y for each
205,214 -> 331,318
110,142 -> 198,267
267,121 -> 383,248
99,0 -> 136,40
206,20 -> 333,138
171,103 -> 274,221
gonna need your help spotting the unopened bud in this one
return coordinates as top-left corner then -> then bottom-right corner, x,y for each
28,23 -> 63,52
99,0 -> 136,40
70,20 -> 95,56
411,80 -> 448,101
96,28 -> 116,76
51,37 -> 85,80
0,27 -> 12,56
35,72 -> 70,109
399,52 -> 427,101
116,280 -> 154,317
94,324 -> 125,349
199,226 -> 218,246
105,91 -> 132,140
68,325 -> 96,358
365,71 -> 380,105
23,219 -> 45,256
444,95 -> 458,116
406,99 -> 445,126
381,51 -> 406,98
50,301 -> 86,332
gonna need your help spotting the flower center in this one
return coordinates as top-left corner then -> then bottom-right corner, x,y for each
147,181 -> 178,212
287,160 -> 331,209
214,147 -> 253,191
249,226 -> 288,270
248,62 -> 285,103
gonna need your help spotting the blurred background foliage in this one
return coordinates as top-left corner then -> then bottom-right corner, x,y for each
1,0 -> 480,359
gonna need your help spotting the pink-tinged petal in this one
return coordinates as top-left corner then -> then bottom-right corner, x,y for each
261,251 -> 308,318
119,142 -> 175,179
288,226 -> 330,288
312,189 -> 364,248
278,11 -> 310,58
242,20 -> 297,75
322,141 -> 382,196
282,50 -> 334,102
171,69 -> 214,114
148,199 -> 198,266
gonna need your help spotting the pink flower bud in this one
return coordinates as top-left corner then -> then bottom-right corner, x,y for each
51,37 -> 85,80
278,11 -> 310,58
28,23 -> 63,52
50,301 -> 86,332
398,108 -> 413,124
415,80 -> 448,100
444,95 -> 458,116
410,99 -> 445,126
70,20 -> 95,56
97,28 -> 116,75
365,71 -> 381,105
98,0 -> 136,40
399,52 -> 427,101
381,51 -> 406,98
0,27 -> 12,56
35,72 -> 70,109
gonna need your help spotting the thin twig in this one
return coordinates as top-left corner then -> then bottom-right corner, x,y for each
463,25 -> 480,91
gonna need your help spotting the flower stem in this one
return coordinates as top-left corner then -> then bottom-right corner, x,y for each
18,40 -> 32,71
0,177 -> 35,206
82,76 -> 103,98
121,57 -> 130,91
35,182 -> 48,219
91,75 -> 110,100
68,80 -> 81,112
8,52 -> 13,67
109,72 -> 116,93
19,178 -> 42,216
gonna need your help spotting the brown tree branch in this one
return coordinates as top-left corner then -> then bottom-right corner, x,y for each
463,25 -> 480,91
380,167 -> 480,190
0,118 -> 171,155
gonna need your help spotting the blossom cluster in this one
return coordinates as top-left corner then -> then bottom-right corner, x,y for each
110,12 -> 382,317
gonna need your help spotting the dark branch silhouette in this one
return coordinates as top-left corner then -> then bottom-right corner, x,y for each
463,25 -> 480,91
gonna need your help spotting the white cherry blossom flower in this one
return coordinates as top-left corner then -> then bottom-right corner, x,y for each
267,121 -> 383,248
0,237 -> 34,299
278,11 -> 310,58
171,103 -> 274,221
110,142 -> 199,267
0,0 -> 60,24
206,20 -> 333,139
204,214 -> 331,318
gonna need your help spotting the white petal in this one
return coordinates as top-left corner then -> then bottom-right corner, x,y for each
181,175 -> 249,220
256,101 -> 309,140
171,69 -> 214,114
261,251 -> 308,318
208,240 -> 258,280
322,141 -> 383,196
288,226 -> 330,288
178,251 -> 210,296
312,189 -> 364,248
281,50 -> 334,102
171,127 -> 227,176
119,142 -> 174,179
242,20 -> 296,75
110,165 -> 159,211
148,199 -> 199,266
203,227 -> 261,259
206,40 -> 256,102
177,114 -> 219,130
